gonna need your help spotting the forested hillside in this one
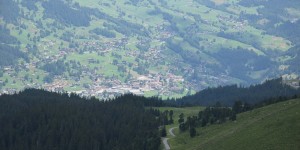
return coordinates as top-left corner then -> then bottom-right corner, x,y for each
170,78 -> 300,106
0,80 -> 299,150
0,89 -> 162,150
0,0 -> 299,98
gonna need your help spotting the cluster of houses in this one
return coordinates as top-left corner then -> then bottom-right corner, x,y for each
18,70 -> 186,99
0,14 -> 250,99
0,36 -> 233,99
0,34 -> 192,98
217,15 -> 247,31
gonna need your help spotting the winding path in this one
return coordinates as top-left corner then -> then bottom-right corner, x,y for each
169,127 -> 177,137
162,127 -> 178,150
162,137 -> 170,150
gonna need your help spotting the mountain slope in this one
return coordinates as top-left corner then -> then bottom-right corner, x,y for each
0,0 -> 299,98
169,98 -> 300,150
172,78 -> 300,106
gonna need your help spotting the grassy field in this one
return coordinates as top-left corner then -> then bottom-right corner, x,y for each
168,99 -> 300,150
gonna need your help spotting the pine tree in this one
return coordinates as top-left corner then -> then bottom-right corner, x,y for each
161,126 -> 167,137
189,127 -> 196,137
230,113 -> 237,121
178,113 -> 184,124
169,110 -> 174,124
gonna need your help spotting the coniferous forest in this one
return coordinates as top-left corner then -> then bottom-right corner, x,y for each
0,89 -> 162,150
170,78 -> 300,106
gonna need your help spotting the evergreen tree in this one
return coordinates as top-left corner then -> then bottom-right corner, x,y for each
178,113 -> 184,124
169,110 -> 174,124
189,127 -> 196,137
179,122 -> 187,132
230,113 -> 237,121
161,126 -> 167,137
233,100 -> 243,113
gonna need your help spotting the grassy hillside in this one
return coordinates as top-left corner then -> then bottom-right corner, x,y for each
152,107 -> 204,130
169,99 -> 300,150
154,106 -> 204,150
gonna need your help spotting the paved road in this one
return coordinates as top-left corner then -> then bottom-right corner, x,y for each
162,127 -> 178,150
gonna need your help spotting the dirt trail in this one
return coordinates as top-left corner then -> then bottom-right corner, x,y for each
162,137 -> 170,150
169,127 -> 178,137
162,127 -> 178,150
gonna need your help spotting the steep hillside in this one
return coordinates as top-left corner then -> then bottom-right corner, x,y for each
0,0 -> 299,98
169,98 -> 300,150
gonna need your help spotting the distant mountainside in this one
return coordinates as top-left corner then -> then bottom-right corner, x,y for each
0,0 -> 300,98
170,78 -> 300,106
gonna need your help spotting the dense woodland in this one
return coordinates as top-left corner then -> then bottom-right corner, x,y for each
0,0 -> 19,24
42,0 -> 91,26
41,60 -> 66,76
211,48 -> 272,81
0,26 -> 27,67
0,89 -> 164,150
168,78 -> 300,106
89,28 -> 116,38
0,44 -> 27,67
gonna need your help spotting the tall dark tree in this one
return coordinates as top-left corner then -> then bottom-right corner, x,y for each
233,100 -> 243,114
169,110 -> 174,124
178,113 -> 184,124
189,127 -> 196,138
161,126 -> 167,137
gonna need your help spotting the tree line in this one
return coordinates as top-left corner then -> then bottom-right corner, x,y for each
167,78 -> 300,106
178,102 -> 236,138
